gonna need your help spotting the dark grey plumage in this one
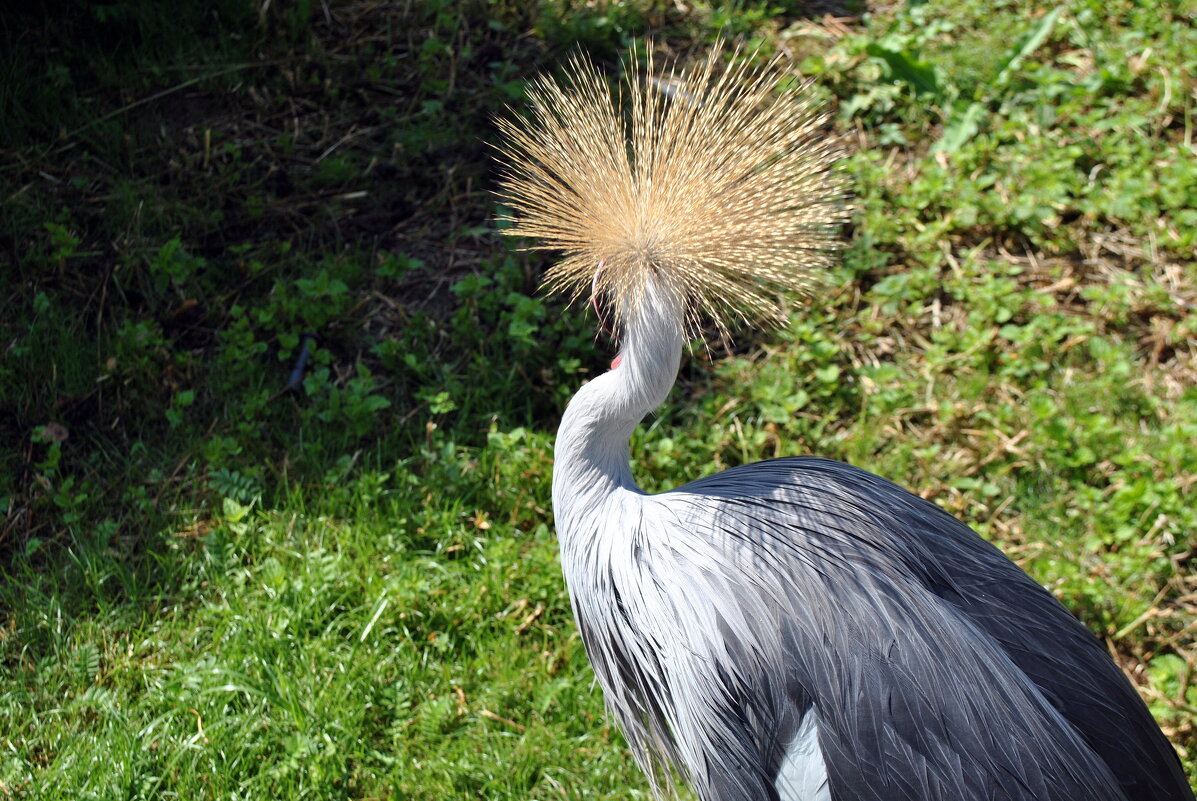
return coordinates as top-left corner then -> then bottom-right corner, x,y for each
571,457 -> 1192,800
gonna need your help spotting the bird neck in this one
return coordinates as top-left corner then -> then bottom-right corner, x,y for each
552,280 -> 686,538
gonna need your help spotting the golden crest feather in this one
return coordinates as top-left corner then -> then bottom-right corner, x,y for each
494,43 -> 849,336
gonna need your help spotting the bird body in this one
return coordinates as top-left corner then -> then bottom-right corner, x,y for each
552,277 -> 1191,800
497,44 -> 1194,801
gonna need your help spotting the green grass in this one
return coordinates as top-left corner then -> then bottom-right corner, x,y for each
1,495 -> 636,799
2,0 -> 1196,797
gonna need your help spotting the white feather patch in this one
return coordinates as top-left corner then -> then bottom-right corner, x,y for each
775,712 -> 830,801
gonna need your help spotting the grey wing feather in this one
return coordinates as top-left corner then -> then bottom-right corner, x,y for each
667,457 -> 1193,801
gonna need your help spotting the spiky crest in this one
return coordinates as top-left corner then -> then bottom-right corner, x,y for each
494,43 -> 849,337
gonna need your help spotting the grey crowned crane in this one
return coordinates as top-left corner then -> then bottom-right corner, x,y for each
494,44 -> 1194,801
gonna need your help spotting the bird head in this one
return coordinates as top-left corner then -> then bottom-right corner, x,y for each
494,42 -> 850,346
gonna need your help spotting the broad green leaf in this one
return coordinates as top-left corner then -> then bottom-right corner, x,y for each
935,101 -> 986,154
995,6 -> 1065,86
865,43 -> 941,98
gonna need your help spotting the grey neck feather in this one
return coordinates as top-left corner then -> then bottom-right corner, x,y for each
552,279 -> 686,537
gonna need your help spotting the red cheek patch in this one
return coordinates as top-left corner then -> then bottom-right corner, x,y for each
611,354 -> 623,369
